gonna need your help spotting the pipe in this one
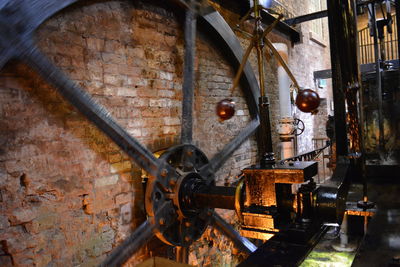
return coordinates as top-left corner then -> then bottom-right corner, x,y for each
275,43 -> 292,118
274,43 -> 294,159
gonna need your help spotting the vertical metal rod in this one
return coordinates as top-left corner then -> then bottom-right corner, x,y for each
252,0 -> 274,160
176,246 -> 189,264
181,8 -> 197,144
370,4 -> 385,155
390,26 -> 394,59
256,46 -> 265,97
367,30 -> 371,62
327,0 -> 350,157
254,0 -> 266,98
360,31 -> 363,64
364,30 -> 368,63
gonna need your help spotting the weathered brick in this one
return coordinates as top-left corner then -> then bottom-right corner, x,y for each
110,161 -> 131,174
0,215 -> 10,230
94,174 -> 119,188
115,192 -> 133,205
86,37 -> 105,51
9,208 -> 36,225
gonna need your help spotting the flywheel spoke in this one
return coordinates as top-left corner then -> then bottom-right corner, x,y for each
199,119 -> 259,179
12,0 -> 79,35
101,201 -> 175,266
19,44 -> 160,176
211,212 -> 257,254
181,8 -> 197,144
0,50 -> 13,70
100,219 -> 156,267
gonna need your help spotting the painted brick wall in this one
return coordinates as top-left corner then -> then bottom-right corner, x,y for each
0,1 -> 332,266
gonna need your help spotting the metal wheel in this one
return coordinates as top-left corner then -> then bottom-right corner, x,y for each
0,0 -> 261,265
293,118 -> 305,136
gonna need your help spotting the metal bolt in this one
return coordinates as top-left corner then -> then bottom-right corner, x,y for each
160,169 -> 168,177
159,218 -> 165,226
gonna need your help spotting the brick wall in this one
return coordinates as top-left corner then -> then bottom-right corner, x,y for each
0,1 -> 332,266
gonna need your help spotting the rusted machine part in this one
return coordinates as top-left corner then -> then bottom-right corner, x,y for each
144,144 -> 260,254
239,161 -> 318,239
145,144 -> 213,247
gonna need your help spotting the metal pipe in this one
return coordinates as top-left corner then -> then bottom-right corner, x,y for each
274,43 -> 294,159
265,39 -> 300,92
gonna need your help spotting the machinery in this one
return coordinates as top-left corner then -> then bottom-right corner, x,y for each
0,0 -> 398,266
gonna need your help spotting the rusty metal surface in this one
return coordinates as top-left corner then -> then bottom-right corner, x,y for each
239,229 -> 274,240
239,162 -> 318,239
243,162 -> 317,207
242,212 -> 276,231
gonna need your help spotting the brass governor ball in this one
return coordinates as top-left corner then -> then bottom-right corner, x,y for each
295,89 -> 321,113
216,99 -> 235,121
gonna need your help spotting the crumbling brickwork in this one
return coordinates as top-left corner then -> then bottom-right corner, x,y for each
0,0 -> 332,266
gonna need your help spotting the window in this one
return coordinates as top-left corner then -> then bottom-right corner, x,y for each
309,0 -> 326,40
309,0 -> 326,44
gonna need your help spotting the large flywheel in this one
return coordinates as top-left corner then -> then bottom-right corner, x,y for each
0,0 -> 262,266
